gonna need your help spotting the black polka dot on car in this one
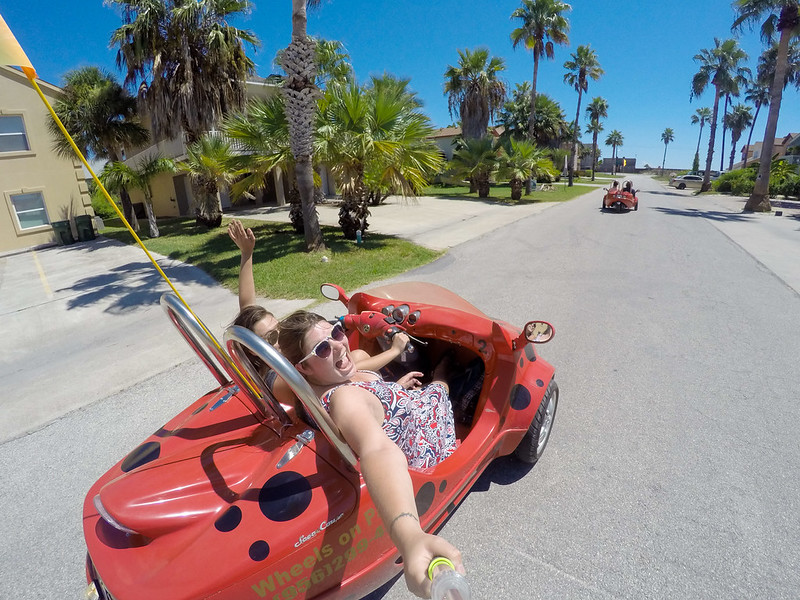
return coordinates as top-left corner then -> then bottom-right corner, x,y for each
215,506 -> 242,532
536,379 -> 544,387
120,441 -> 161,472
415,482 -> 435,516
509,384 -> 531,411
438,480 -> 447,493
524,345 -> 537,362
258,471 -> 313,522
249,540 -> 270,561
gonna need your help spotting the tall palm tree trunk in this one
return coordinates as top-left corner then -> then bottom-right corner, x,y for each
743,103 -> 761,169
611,145 -> 617,175
591,131 -> 598,181
662,144 -> 668,170
285,0 -> 325,250
702,86 -> 722,192
695,123 -> 704,160
143,195 -> 159,238
720,94 -> 729,172
528,56 -> 539,141
729,135 -> 740,171
568,89 -> 582,186
747,15 -> 794,212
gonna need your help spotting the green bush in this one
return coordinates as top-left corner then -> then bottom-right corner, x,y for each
714,168 -> 756,196
771,174 -> 800,198
91,192 -> 121,220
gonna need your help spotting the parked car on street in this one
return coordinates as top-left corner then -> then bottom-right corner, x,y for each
669,174 -> 704,190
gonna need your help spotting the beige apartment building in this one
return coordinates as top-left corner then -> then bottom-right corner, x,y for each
1,65 -> 92,254
123,76 -> 338,217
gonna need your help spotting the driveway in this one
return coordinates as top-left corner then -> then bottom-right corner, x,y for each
0,237 -> 308,443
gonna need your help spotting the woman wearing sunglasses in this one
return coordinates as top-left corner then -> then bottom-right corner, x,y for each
228,219 -> 410,378
278,311 -> 463,599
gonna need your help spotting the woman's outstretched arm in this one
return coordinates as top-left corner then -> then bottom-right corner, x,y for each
328,386 -> 463,598
228,219 -> 257,310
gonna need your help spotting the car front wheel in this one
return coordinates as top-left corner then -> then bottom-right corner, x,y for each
514,379 -> 559,464
678,183 -> 686,190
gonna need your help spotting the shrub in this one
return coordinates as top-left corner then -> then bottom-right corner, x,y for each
714,168 -> 755,196
90,183 -> 121,220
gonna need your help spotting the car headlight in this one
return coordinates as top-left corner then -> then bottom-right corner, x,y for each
93,494 -> 139,535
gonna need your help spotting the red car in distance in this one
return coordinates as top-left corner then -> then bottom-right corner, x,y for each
602,180 -> 639,212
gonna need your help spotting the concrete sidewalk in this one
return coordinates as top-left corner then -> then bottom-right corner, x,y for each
231,194 -> 561,250
653,185 -> 800,295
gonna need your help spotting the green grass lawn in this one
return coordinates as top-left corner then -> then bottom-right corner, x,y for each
101,217 -> 442,299
421,181 -> 597,203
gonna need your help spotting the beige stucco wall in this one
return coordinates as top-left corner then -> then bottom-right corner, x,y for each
0,66 -> 91,254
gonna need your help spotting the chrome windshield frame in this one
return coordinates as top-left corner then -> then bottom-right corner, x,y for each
224,325 -> 359,470
160,294 -> 287,425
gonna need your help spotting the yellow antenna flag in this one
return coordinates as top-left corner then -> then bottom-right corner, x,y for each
0,13 -> 36,78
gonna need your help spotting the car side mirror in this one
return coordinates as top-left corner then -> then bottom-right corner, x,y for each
521,320 -> 555,344
320,283 -> 349,305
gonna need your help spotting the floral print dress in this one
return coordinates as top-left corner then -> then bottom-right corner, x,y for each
321,372 -> 457,469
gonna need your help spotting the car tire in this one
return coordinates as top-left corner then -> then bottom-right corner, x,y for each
616,203 -> 623,213
678,183 -> 686,190
634,202 -> 638,211
514,379 -> 558,465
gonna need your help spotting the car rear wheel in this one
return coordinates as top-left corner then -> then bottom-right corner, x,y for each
514,379 -> 558,464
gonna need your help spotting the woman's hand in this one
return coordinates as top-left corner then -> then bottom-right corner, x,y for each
228,219 -> 256,257
391,331 -> 410,353
397,371 -> 423,390
398,530 -> 465,598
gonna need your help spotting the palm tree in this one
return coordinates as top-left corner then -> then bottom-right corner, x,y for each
108,0 -> 258,143
509,0 -> 571,141
498,138 -> 558,200
690,107 -> 713,172
718,68 -> 749,172
743,40 -> 800,168
563,44 -> 603,185
725,104 -> 754,170
585,96 -> 608,181
274,37 -> 354,89
179,135 -> 236,227
733,0 -> 800,211
444,48 -> 507,140
283,0 -> 326,251
316,76 -> 443,238
742,84 -> 769,168
499,84 -> 569,148
585,121 -> 603,178
48,67 -> 149,228
222,96 -> 303,229
100,155 -> 175,237
690,38 -> 750,191
448,137 -> 502,198
661,128 -> 675,172
605,130 -> 623,175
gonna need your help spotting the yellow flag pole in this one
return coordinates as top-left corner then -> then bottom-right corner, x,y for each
2,12 -> 259,396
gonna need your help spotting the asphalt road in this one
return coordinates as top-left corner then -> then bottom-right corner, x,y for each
2,176 -> 799,599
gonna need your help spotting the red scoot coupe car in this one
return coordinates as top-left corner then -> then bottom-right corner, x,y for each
83,282 -> 558,600
602,180 -> 638,212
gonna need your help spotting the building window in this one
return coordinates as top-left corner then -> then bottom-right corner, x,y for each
10,191 -> 49,229
0,115 -> 31,153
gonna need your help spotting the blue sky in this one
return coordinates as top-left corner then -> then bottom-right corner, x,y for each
3,0 -> 799,169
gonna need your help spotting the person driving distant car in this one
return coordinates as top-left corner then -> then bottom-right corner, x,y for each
622,180 -> 635,196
